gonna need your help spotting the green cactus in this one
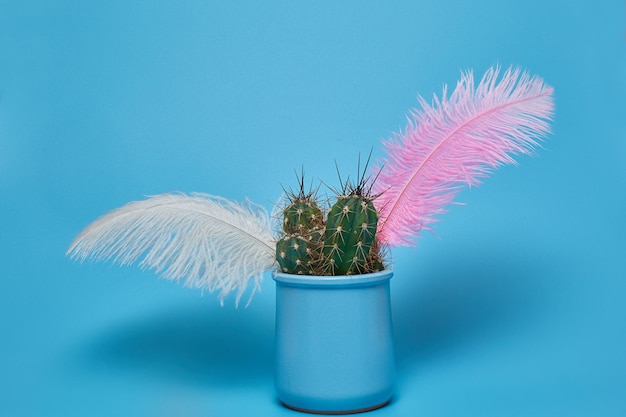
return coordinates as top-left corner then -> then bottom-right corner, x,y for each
276,159 -> 387,276
283,199 -> 324,234
276,234 -> 317,275
276,173 -> 326,275
322,194 -> 379,275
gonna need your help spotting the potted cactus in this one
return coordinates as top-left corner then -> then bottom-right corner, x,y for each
67,66 -> 554,414
272,169 -> 395,413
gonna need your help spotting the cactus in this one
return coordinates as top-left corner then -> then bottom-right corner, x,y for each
276,224 -> 325,275
322,194 -> 378,275
276,161 -> 387,276
275,174 -> 325,275
276,234 -> 316,274
283,198 -> 324,234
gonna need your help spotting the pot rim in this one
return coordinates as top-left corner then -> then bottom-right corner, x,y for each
272,269 -> 393,288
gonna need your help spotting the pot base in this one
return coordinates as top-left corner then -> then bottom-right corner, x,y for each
280,399 -> 390,415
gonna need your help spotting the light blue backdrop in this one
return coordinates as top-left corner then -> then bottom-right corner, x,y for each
1,1 -> 625,416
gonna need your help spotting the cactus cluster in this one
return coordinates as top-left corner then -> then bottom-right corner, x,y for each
276,171 -> 386,276
275,187 -> 325,275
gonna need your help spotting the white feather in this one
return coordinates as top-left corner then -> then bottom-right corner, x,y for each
67,193 -> 277,304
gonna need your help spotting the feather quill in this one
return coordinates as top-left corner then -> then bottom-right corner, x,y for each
67,193 -> 276,304
371,66 -> 554,247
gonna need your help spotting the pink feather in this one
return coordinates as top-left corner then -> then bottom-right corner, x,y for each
371,66 -> 554,247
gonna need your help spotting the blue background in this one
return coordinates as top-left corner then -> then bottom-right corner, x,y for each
1,1 -> 625,416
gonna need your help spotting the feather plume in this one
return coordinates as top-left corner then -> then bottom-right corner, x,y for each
371,66 -> 554,247
67,193 -> 276,304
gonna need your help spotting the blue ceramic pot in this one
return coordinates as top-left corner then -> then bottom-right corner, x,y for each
273,270 -> 395,414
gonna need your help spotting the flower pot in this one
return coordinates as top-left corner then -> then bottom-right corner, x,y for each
273,270 -> 395,414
